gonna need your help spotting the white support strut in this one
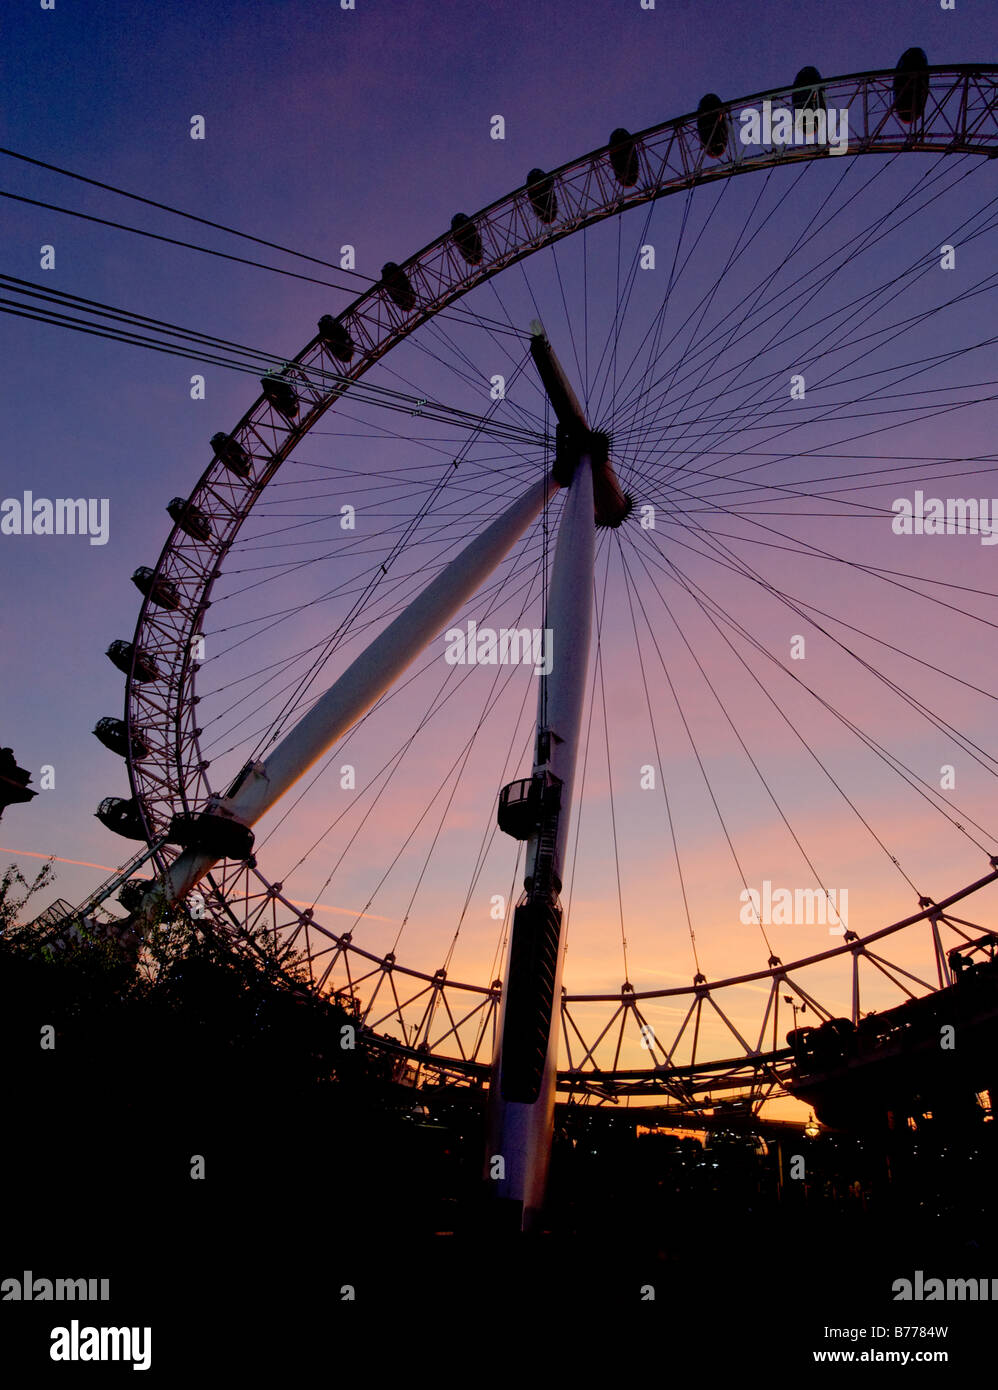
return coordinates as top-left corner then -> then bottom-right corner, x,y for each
154,471 -> 558,909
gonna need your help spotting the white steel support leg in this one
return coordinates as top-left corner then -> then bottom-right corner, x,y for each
487,453 -> 595,1229
149,472 -> 558,914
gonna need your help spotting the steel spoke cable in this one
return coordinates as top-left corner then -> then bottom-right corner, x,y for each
201,521 -> 549,754
198,527 -> 550,749
621,333 -> 998,518
589,181 -> 695,429
608,147 -> 973,439
628,526 -> 997,857
635,467 -> 998,724
626,413 -> 998,643
215,467 -> 534,597
198,533 -> 549,760
242,359 -> 540,760
252,547 -> 548,876
633,498 -> 998,779
288,570 -> 547,933
591,541 -> 629,981
630,270 -> 998,474
623,164 -> 787,479
611,218 -> 997,472
625,529 -> 928,890
619,540 -> 871,918
606,532 -> 778,958
209,468 -> 535,642
609,156 -> 988,471
616,535 -> 700,977
562,531 -> 614,958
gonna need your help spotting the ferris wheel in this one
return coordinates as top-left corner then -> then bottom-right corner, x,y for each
89,53 -> 998,1226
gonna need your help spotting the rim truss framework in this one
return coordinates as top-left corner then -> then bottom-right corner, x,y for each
193,859 -> 998,1111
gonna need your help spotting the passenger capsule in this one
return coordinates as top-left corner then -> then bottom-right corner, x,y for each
526,168 -> 558,224
118,878 -> 153,913
261,374 -> 300,420
167,810 -> 255,861
696,94 -> 729,158
893,47 -> 929,124
131,566 -> 181,611
317,315 -> 355,363
210,432 -> 252,478
381,262 -> 416,312
792,66 -> 826,112
106,640 -> 161,683
95,796 -> 148,841
167,497 -> 212,542
93,716 -> 151,761
608,128 -> 639,187
450,213 -> 484,266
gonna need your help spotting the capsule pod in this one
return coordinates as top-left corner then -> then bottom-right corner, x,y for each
317,315 -> 355,363
261,374 -> 300,420
95,796 -> 147,841
106,640 -> 161,683
525,168 -> 558,224
792,66 -> 826,112
608,127 -> 639,187
893,47 -> 929,124
117,878 -> 153,913
167,810 -> 255,861
131,566 -> 181,612
450,213 -> 484,266
93,716 -> 151,761
167,497 -> 212,542
380,262 -> 416,312
696,94 -> 728,158
210,431 -> 251,478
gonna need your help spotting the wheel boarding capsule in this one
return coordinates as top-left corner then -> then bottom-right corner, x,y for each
260,373 -> 300,420
167,497 -> 212,542
380,262 -> 416,312
792,66 -> 826,112
93,716 -> 151,761
210,431 -> 252,478
95,796 -> 148,841
450,213 -> 484,266
118,878 -> 153,913
317,315 -> 355,363
893,47 -> 929,124
696,94 -> 729,158
608,127 -> 639,187
167,809 -> 255,861
525,168 -> 558,224
106,640 -> 161,682
131,566 -> 181,611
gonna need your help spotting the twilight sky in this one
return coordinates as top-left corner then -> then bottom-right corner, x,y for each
3,0 -> 998,1095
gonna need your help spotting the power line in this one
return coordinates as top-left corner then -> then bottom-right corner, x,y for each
0,154 -> 524,338
0,275 -> 547,447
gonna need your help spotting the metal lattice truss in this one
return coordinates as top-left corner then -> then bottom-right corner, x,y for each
191,858 -> 998,1110
110,65 -> 998,1113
